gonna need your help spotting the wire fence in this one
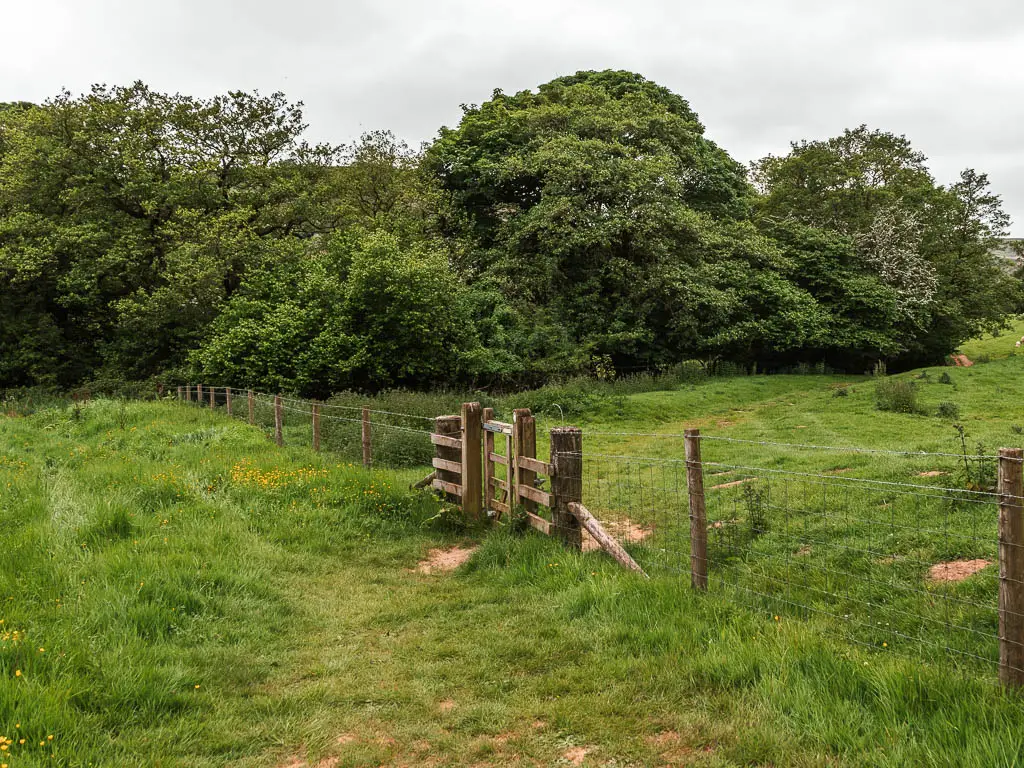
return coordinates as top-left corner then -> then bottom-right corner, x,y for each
180,385 -> 442,468
177,386 -> 1024,683
575,441 -> 1017,681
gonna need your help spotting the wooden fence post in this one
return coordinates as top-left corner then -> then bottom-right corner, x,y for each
434,415 -> 462,504
177,386 -> 182,401
551,427 -> 583,550
197,383 -> 202,405
209,386 -> 215,409
225,387 -> 232,416
361,407 -> 372,468
461,402 -> 483,521
312,403 -> 321,452
685,429 -> 708,591
483,407 -> 495,515
512,409 -> 537,515
247,390 -> 255,425
999,447 -> 1024,687
274,394 -> 283,446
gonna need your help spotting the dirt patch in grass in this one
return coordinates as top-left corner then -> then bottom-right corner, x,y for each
917,471 -> 948,477
951,354 -> 974,367
437,698 -> 456,713
710,477 -> 757,491
278,757 -> 338,768
415,546 -> 477,574
928,559 -> 991,582
582,518 -> 651,552
563,746 -> 591,765
828,467 -> 852,474
646,731 -> 680,746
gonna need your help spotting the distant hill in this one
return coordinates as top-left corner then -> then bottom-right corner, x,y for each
993,237 -> 1023,267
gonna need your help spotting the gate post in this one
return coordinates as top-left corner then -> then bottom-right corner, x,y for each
483,407 -> 495,515
461,402 -> 483,521
512,409 -> 537,515
551,427 -> 583,550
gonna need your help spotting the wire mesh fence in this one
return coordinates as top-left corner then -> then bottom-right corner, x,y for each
176,386 -> 1024,683
577,439 -> 1018,681
180,385 -> 441,469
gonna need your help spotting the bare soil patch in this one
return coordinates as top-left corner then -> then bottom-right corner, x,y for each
582,518 -> 651,552
563,746 -> 591,765
278,757 -> 338,768
416,546 -> 477,574
917,471 -> 948,478
951,354 -> 974,367
928,559 -> 991,582
710,477 -> 757,491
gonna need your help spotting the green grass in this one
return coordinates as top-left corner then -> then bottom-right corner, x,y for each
959,315 -> 1024,362
5,368 -> 1024,765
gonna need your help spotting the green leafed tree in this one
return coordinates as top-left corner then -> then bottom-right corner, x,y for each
191,231 -> 484,397
751,125 -> 1016,366
422,69 -> 829,380
0,83 -> 339,387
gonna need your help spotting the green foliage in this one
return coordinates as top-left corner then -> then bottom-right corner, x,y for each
936,401 -> 961,420
874,377 -> 923,414
192,231 -> 484,396
752,126 -> 1017,367
1,76 -> 1018,394
423,69 -> 841,380
0,84 -> 340,387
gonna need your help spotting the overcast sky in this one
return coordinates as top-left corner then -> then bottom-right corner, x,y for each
3,0 -> 1023,233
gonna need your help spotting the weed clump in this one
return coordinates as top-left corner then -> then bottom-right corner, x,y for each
939,371 -> 953,385
936,401 -> 960,420
874,378 -> 923,415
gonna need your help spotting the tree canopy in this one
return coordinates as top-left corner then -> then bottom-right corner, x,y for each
0,75 -> 1017,394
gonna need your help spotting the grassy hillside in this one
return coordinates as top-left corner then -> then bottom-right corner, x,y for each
3,375 -> 1024,765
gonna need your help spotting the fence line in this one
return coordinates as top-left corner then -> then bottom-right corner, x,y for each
174,386 -> 1024,686
580,430 -> 1004,459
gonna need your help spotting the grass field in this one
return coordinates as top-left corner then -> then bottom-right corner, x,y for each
5,348 -> 1024,765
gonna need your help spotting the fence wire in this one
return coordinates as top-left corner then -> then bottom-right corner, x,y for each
578,443 -> 1015,679
179,385 -> 440,468
178,386 -> 1022,681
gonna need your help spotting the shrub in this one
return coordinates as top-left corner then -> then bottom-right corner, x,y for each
874,378 -> 922,414
832,387 -> 849,398
939,371 -> 953,385
936,401 -> 960,420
